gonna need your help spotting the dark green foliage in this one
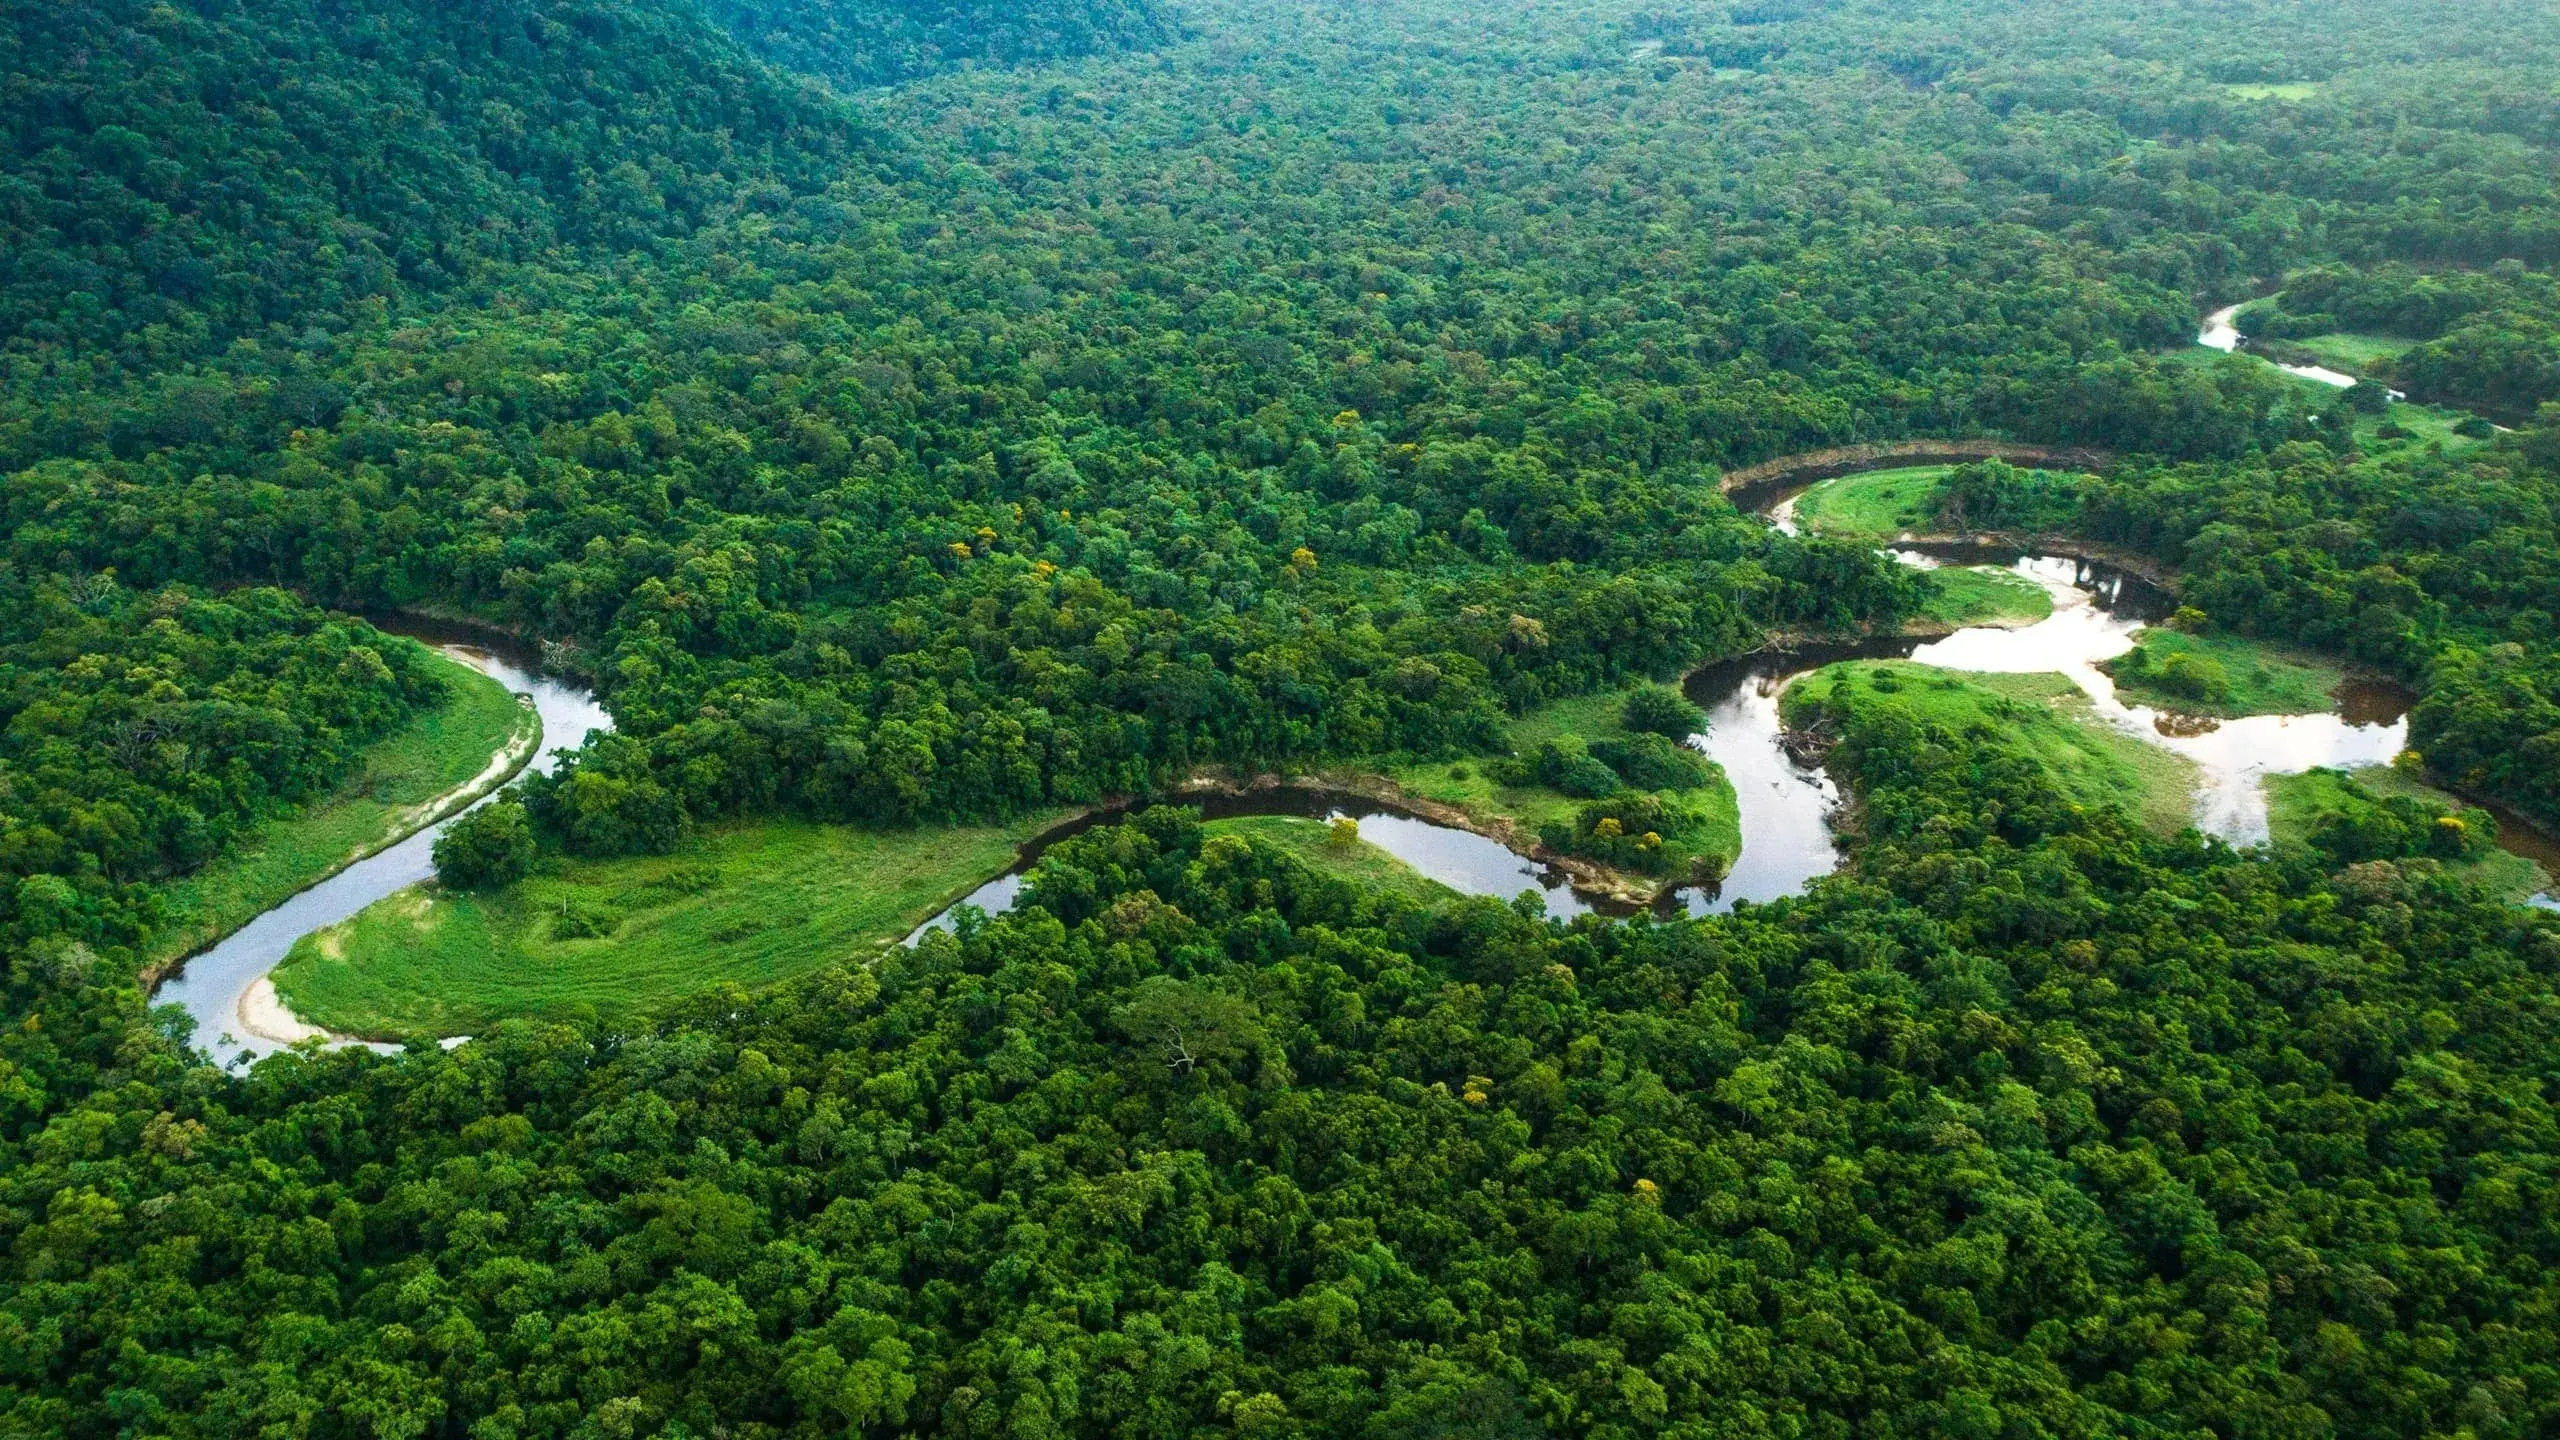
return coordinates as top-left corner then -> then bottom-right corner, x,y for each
1933,458 -> 2087,533
2243,263 -> 2560,415
1538,790 -> 1711,874
1619,686 -> 1704,739
432,799 -> 539,891
0,0 -> 860,375
6,704 -> 2559,1437
2047,424 -> 2560,827
701,0 -> 1174,87
0,580 -> 441,950
2300,773 -> 2498,866
5,0 -> 2560,1432
1587,733 -> 1714,791
1498,738 -> 1623,799
2113,643 -> 2232,704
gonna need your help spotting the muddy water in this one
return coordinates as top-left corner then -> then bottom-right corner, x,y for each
153,632 -> 611,1069
1898,552 -> 2407,841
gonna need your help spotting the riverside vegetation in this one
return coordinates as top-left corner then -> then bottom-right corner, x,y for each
6,0 -> 2560,1436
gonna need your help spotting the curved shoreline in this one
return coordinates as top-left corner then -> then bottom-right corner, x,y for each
1175,770 -> 1674,907
139,653 -> 543,992
1718,440 -> 2115,507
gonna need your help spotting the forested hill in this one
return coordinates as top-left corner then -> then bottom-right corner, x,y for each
0,0 -> 1172,386
699,0 -> 1177,88
0,0 -> 860,376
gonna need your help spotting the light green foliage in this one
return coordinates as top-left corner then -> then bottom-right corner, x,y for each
2268,767 -> 2552,903
1387,683 -> 1742,881
2102,627 -> 2346,717
1790,466 -> 1956,539
272,815 -> 1061,1037
1918,566 -> 2056,628
1212,815 -> 1458,905
2219,80 -> 2321,100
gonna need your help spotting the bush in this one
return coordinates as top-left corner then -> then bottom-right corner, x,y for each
433,799 -> 538,891
1590,733 -> 1716,791
1497,738 -> 1624,798
1621,686 -> 1705,738
2155,650 -> 2232,703
548,896 -> 622,940
2306,775 -> 2497,866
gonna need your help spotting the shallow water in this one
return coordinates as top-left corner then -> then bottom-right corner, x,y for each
153,635 -> 610,1068
2198,302 -> 2403,396
1897,554 -> 2407,842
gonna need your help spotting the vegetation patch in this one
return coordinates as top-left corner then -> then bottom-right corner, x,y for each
2219,81 -> 2321,100
272,815 -> 1059,1038
1917,565 -> 2055,628
1789,465 -> 1955,539
2101,625 -> 2346,717
1200,815 -> 1460,907
2265,331 -> 2415,372
1383,684 -> 1741,886
145,648 -> 535,969
2267,766 -> 2549,903
1787,662 -> 2199,835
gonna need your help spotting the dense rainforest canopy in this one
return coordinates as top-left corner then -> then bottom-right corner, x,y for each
4,0 -> 2560,1434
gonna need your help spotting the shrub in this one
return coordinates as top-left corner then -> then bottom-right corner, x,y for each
1539,792 -> 1707,875
433,799 -> 537,891
1496,737 -> 1624,798
1589,733 -> 1716,791
1622,686 -> 1705,738
2156,650 -> 2232,703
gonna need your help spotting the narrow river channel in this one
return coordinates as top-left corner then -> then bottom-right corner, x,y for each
153,632 -> 610,1068
2198,302 -> 2400,394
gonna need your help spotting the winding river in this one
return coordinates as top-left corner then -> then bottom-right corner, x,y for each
164,307 -> 2554,1065
2197,301 -> 2392,391
153,632 -> 610,1069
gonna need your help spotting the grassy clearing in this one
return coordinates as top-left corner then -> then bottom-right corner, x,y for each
1207,815 -> 1460,905
2363,402 -> 2491,454
2282,332 -> 2415,371
1791,465 -> 1952,539
1921,565 -> 2055,628
273,814 -> 1060,1038
145,648 -> 537,970
2219,81 -> 2320,100
2100,627 -> 2346,717
1789,662 -> 2199,835
1383,684 -> 1742,881
2266,767 -> 2553,904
